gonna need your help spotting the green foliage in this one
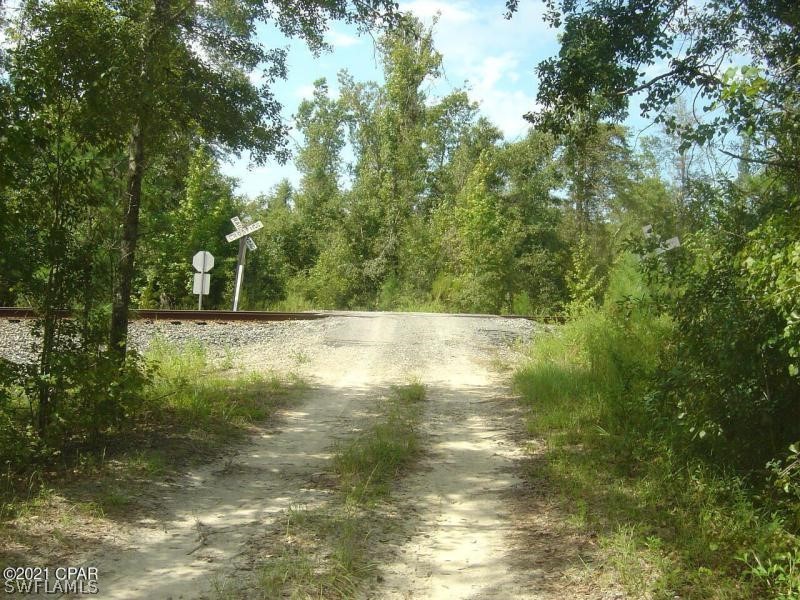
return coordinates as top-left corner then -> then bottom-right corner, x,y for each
137,146 -> 240,309
514,258 -> 800,598
743,211 -> 800,379
447,153 -> 520,313
565,235 -> 604,315
639,194 -> 800,471
527,0 -> 800,167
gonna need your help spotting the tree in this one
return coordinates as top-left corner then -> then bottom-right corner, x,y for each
514,0 -> 800,475
560,123 -> 632,236
446,152 -> 522,313
295,78 -> 346,234
5,0 -> 399,361
517,0 -> 800,171
136,146 -> 240,309
105,0 -> 398,359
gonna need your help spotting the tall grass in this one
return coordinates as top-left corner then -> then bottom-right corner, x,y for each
143,339 -> 291,437
514,255 -> 800,599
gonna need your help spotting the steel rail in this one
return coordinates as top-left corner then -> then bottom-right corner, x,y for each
0,307 -> 327,321
0,307 -> 563,323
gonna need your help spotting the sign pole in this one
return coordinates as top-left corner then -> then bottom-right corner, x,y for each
232,237 -> 247,311
225,216 -> 262,311
198,252 -> 205,310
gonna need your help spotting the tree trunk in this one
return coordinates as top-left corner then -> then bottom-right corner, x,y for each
109,118 -> 145,361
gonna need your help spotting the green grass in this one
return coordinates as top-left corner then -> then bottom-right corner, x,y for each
333,382 -> 425,505
252,383 -> 427,599
514,309 -> 800,599
0,340 -> 302,570
142,338 -> 297,440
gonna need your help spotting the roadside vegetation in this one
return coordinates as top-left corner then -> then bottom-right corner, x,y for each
242,383 -> 426,600
515,255 -> 800,599
0,341 -> 300,568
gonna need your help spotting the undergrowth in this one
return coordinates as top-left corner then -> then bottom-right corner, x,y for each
514,257 -> 800,600
0,339 -> 299,567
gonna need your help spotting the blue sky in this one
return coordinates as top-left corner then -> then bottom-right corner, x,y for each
223,0 -> 565,198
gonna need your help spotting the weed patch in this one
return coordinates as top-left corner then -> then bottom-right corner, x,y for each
249,383 -> 426,599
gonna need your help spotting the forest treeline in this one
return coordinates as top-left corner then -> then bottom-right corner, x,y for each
100,20 -> 691,317
1,0 -> 799,595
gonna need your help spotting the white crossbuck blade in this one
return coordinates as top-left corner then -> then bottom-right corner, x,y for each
655,236 -> 681,255
225,220 -> 263,242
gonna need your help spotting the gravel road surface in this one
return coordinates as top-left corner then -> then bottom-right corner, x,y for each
5,312 -> 601,599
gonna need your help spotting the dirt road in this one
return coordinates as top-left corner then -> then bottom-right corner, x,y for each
89,312 -> 549,599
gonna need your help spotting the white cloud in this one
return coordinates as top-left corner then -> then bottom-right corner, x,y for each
294,84 -> 317,100
294,80 -> 341,101
475,88 -> 539,139
399,0 -> 475,23
248,69 -> 265,87
222,153 -> 303,198
449,53 -> 537,137
403,0 -> 554,137
327,29 -> 361,48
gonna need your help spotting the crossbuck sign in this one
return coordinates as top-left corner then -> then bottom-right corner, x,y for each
226,216 -> 263,311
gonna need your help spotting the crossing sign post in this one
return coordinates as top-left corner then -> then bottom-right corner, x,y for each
225,216 -> 263,311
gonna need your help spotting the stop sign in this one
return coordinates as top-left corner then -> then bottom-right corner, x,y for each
192,251 -> 214,272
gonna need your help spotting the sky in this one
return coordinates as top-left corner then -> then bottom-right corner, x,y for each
222,0 -> 564,199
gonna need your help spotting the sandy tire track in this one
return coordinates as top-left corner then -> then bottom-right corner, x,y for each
78,313 -> 537,599
367,315 -> 541,599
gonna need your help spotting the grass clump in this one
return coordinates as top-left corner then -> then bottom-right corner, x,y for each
255,383 -> 426,599
514,258 -> 800,600
334,382 -> 425,504
141,338 -> 295,441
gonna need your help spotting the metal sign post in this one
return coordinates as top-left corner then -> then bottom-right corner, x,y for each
225,216 -> 263,311
192,251 -> 214,309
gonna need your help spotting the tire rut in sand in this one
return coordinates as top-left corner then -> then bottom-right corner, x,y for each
90,315 -> 405,599
369,317 -> 539,599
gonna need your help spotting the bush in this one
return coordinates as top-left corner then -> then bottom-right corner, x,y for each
514,252 -> 800,598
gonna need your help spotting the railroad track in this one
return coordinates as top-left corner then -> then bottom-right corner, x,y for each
0,307 -> 563,323
0,307 -> 328,322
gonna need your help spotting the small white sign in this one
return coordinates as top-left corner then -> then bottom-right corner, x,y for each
193,273 -> 210,295
664,236 -> 681,250
245,237 -> 257,251
192,251 -> 214,272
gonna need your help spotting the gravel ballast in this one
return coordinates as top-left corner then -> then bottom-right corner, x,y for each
0,312 -> 539,375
